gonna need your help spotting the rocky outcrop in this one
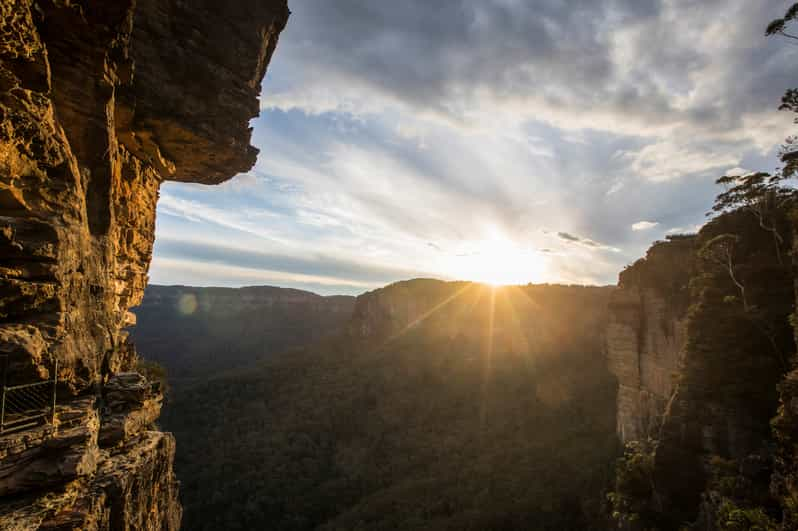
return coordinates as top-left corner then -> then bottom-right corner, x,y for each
609,209 -> 797,528
0,398 -> 98,497
0,0 -> 289,529
99,372 -> 162,447
606,236 -> 694,443
1,430 -> 180,531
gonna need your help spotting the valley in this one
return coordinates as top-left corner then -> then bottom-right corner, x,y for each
133,281 -> 617,530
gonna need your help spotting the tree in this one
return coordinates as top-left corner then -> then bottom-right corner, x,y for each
698,229 -> 790,369
766,4 -> 798,41
698,234 -> 748,312
712,172 -> 792,265
768,5 -> 798,178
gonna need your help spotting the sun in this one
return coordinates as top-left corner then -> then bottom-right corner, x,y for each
440,235 -> 547,286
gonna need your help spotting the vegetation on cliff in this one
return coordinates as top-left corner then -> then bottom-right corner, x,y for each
608,4 -> 798,529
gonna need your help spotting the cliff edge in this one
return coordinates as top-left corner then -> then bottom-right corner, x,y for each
0,1 -> 289,528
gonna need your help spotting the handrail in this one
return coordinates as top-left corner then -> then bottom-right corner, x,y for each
0,356 -> 57,435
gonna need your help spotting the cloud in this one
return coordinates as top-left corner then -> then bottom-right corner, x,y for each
666,224 -> 703,235
150,1 -> 796,291
555,231 -> 620,252
152,237 -> 435,288
266,0 -> 795,164
557,232 -> 580,242
617,140 -> 744,182
606,181 -> 625,195
724,166 -> 752,177
149,257 -> 371,296
631,221 -> 659,231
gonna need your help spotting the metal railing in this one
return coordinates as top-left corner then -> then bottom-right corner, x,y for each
0,356 -> 57,435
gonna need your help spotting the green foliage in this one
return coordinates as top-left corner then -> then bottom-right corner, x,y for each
608,439 -> 659,529
160,283 -> 618,531
712,172 -> 792,216
704,450 -> 780,530
638,184 -> 796,527
766,3 -> 798,37
716,502 -> 778,531
617,235 -> 696,319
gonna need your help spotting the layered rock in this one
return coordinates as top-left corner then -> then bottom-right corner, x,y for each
606,235 -> 695,443
0,398 -> 98,498
0,0 -> 289,529
1,430 -> 180,531
609,209 -> 797,528
99,372 -> 162,447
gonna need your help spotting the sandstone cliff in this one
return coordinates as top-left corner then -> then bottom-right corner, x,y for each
0,1 -> 289,529
348,279 -> 471,340
606,235 -> 695,443
609,208 -> 797,529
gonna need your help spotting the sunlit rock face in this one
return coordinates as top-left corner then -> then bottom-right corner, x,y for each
605,236 -> 695,443
0,0 -> 288,528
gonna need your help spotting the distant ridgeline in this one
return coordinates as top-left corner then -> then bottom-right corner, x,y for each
158,280 -> 618,531
130,285 -> 355,380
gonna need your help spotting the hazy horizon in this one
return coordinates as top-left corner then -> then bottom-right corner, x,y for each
144,275 -> 618,298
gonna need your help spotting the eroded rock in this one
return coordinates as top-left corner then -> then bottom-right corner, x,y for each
99,372 -> 162,447
606,236 -> 695,443
0,398 -> 97,497
0,0 -> 289,528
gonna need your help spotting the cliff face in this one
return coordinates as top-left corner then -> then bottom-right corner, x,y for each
652,209 -> 795,525
131,285 -> 355,379
348,279 -> 471,340
0,1 -> 288,529
609,209 -> 797,529
606,236 -> 695,443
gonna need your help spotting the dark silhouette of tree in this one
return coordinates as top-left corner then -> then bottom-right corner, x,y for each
767,5 -> 798,179
766,4 -> 798,41
712,172 -> 792,265
699,233 -> 748,311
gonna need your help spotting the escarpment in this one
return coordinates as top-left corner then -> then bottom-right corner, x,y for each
0,1 -> 289,529
348,279 -> 472,340
606,235 -> 695,443
609,206 -> 798,529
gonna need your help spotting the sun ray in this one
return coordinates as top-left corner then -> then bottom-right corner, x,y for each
507,284 -> 543,311
498,286 -> 530,357
371,282 -> 475,353
479,285 -> 498,435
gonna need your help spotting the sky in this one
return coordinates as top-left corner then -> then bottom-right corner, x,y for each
149,0 -> 798,296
